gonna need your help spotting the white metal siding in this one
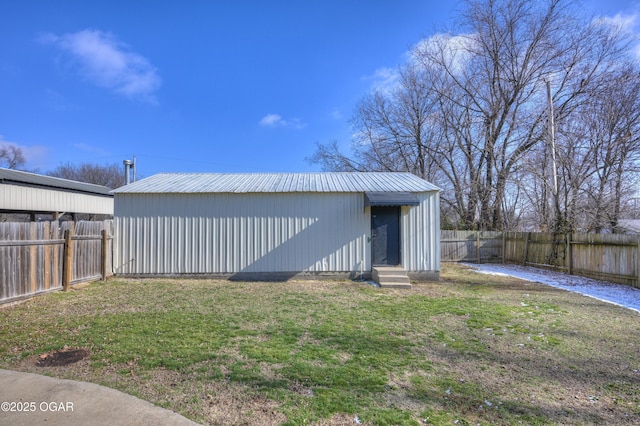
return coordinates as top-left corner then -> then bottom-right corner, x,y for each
401,192 -> 440,272
1,185 -> 114,215
114,193 -> 371,275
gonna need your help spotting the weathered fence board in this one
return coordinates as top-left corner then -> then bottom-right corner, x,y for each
445,230 -> 640,288
1,220 -> 113,305
569,233 -> 638,286
441,230 -> 503,263
0,221 -> 63,301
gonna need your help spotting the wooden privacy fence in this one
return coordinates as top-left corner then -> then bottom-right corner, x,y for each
0,220 -> 113,305
441,230 -> 505,263
441,230 -> 640,288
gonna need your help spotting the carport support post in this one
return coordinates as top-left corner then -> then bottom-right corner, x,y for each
63,229 -> 74,292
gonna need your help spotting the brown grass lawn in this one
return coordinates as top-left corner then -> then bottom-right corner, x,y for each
1,263 -> 639,425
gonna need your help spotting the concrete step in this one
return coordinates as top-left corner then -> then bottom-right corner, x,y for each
372,267 -> 407,279
377,274 -> 411,284
378,281 -> 412,289
372,267 -> 412,289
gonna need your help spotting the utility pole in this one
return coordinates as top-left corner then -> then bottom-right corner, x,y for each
546,80 -> 559,197
546,80 -> 565,266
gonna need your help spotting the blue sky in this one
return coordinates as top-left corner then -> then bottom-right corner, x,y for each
1,0 -> 638,179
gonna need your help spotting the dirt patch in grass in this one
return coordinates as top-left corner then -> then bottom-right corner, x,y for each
36,347 -> 90,367
1,264 -> 639,425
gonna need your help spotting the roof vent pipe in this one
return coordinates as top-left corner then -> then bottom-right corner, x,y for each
123,159 -> 132,185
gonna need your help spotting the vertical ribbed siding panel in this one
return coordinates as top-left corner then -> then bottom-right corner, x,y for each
170,214 -> 177,273
401,192 -> 440,272
114,192 -> 370,275
403,196 -> 419,271
177,197 -> 186,273
114,213 -> 124,273
429,194 -> 440,270
159,214 -> 167,274
217,202 -> 225,272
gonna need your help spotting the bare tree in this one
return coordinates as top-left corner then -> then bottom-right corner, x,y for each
308,63 -> 443,178
417,0 -> 633,231
47,162 -> 125,189
0,143 -> 25,169
307,140 -> 368,172
310,0 -> 639,231
577,67 -> 640,232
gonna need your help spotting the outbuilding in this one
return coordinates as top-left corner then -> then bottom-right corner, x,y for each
112,172 -> 440,285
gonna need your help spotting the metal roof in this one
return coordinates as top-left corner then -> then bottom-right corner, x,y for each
112,172 -> 440,194
0,168 -> 112,196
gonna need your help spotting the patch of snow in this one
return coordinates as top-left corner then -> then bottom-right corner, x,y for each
464,263 -> 640,313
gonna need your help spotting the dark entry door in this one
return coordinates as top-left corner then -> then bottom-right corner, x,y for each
371,206 -> 400,266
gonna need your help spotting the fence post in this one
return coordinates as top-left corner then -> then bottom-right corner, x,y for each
44,222 -> 51,290
51,222 -> 60,288
566,233 -> 573,275
62,229 -> 74,292
637,235 -> 640,288
101,229 -> 108,281
476,231 -> 481,263
29,222 -> 37,294
523,232 -> 531,266
502,232 -> 506,264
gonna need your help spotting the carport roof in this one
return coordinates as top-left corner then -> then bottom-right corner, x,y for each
0,168 -> 112,196
112,172 -> 440,194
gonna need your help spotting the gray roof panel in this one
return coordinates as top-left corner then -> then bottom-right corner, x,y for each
364,192 -> 420,207
112,172 -> 440,194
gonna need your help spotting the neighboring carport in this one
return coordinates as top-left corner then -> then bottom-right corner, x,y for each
0,168 -> 114,221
